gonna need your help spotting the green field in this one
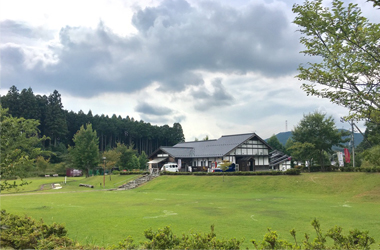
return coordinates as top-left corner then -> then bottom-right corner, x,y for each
1,173 -> 380,248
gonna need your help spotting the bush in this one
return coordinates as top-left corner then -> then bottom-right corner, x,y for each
285,169 -> 301,175
0,210 -> 74,249
112,170 -> 120,175
251,218 -> 375,250
140,225 -> 243,249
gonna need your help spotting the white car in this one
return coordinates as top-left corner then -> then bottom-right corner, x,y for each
160,163 -> 179,172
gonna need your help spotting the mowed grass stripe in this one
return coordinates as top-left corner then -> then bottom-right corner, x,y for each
1,173 -> 379,248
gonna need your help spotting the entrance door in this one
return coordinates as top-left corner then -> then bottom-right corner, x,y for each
249,159 -> 255,171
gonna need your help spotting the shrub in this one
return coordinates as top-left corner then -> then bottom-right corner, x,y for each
285,169 -> 301,175
0,210 -> 74,249
112,170 -> 120,175
251,218 -> 375,250
141,225 -> 243,249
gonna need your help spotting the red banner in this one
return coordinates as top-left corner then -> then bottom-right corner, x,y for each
344,148 -> 350,163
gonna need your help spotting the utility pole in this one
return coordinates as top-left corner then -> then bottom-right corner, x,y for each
351,121 -> 355,168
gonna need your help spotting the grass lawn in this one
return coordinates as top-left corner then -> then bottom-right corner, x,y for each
1,172 -> 380,248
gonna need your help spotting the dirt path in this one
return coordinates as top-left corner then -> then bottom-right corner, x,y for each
0,188 -> 117,197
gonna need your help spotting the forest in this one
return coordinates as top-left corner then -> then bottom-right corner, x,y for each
0,85 -> 185,158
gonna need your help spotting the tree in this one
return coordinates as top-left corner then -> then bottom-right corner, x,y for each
116,143 -> 138,170
284,137 -> 295,155
267,135 -> 285,152
36,156 -> 50,174
291,112 -> 349,171
289,142 -> 316,170
0,107 -> 48,191
139,151 -> 149,170
293,0 -> 380,123
70,123 -> 99,177
101,149 -> 121,180
362,145 -> 380,166
45,90 -> 68,146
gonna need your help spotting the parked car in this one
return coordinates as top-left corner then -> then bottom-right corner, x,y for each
160,163 -> 179,172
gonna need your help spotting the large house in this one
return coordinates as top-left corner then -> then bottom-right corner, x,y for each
148,133 -> 273,172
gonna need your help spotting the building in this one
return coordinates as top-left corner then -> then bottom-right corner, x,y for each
269,150 -> 292,171
148,133 -> 272,172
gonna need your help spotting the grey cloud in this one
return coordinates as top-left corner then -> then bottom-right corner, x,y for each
0,20 -> 54,44
192,78 -> 233,111
139,113 -> 186,125
135,102 -> 173,116
1,0 -> 305,97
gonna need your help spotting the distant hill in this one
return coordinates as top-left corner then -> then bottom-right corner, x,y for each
267,129 -> 363,149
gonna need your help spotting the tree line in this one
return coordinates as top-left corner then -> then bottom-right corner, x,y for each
0,85 -> 185,157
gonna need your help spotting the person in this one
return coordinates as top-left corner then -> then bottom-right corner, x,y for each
188,166 -> 192,172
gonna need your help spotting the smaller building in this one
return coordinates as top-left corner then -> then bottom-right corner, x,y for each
148,133 -> 273,172
269,150 -> 292,171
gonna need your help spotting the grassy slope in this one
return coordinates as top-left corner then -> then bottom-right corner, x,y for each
1,173 -> 379,248
0,175 -> 140,193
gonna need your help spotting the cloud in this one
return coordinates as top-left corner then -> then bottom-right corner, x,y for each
191,78 -> 233,111
0,20 -> 54,43
0,0 -> 304,99
135,102 -> 173,116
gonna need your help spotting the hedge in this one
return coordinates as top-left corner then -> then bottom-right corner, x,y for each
160,169 -> 300,176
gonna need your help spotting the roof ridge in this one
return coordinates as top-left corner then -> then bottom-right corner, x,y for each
221,132 -> 255,138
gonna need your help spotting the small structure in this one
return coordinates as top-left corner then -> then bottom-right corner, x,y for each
269,150 -> 292,171
51,183 -> 62,189
149,133 -> 272,172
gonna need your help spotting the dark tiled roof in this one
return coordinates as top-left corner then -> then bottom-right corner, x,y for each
163,133 -> 264,158
160,147 -> 194,157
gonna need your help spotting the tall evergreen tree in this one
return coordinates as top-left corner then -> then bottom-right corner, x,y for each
19,88 -> 40,120
1,85 -> 21,117
45,90 -> 68,146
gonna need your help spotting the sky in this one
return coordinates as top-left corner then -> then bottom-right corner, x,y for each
1,0 -> 378,141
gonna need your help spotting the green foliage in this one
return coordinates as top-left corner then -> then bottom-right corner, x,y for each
116,143 -> 138,170
36,156 -> 50,174
1,86 -> 186,157
267,135 -> 285,152
101,148 -> 121,175
0,210 -> 74,249
284,168 -> 301,175
141,225 -> 243,249
293,0 -> 380,123
45,90 -> 68,146
114,236 -> 137,250
70,123 -> 100,177
0,107 -> 49,191
142,226 -> 181,249
252,218 -> 375,250
162,170 -> 300,176
362,145 -> 380,166
291,112 -> 349,171
138,151 -> 149,170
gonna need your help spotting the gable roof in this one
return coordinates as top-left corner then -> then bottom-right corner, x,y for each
151,133 -> 271,159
